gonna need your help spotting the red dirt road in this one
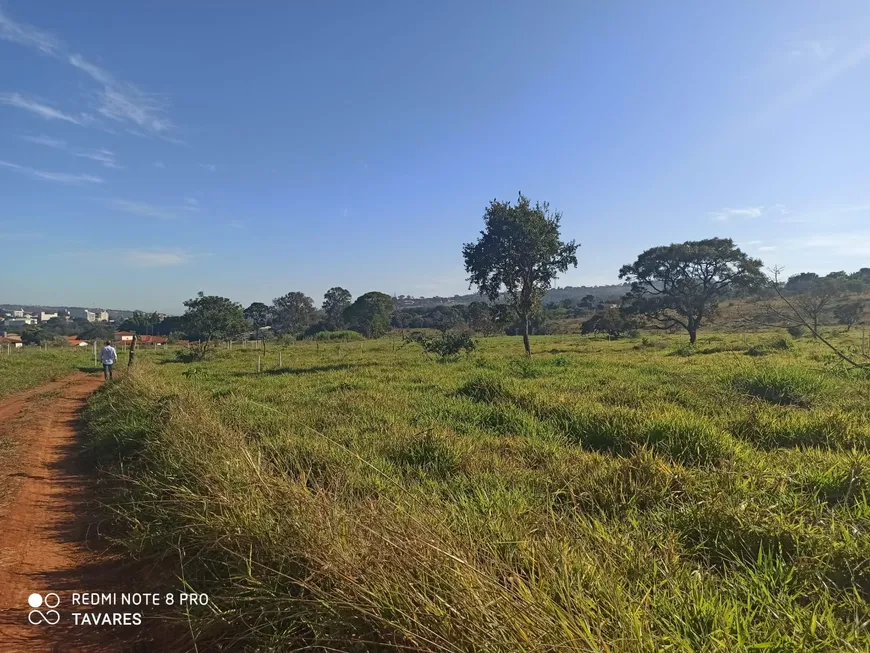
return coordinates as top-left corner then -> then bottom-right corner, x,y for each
0,374 -> 187,652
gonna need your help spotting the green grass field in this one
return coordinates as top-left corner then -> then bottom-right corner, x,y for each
0,347 -> 97,398
83,331 -> 870,651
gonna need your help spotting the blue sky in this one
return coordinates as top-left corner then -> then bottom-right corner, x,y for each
2,2 -> 870,314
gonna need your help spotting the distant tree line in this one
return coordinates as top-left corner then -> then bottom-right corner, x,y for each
9,193 -> 868,360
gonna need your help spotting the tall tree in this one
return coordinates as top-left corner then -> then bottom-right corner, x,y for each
344,292 -> 394,338
243,302 -> 271,329
463,193 -> 579,355
271,292 -> 316,335
183,292 -> 247,358
619,238 -> 764,344
322,287 -> 352,330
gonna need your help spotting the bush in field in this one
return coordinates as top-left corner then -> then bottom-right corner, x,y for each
314,330 -> 364,342
731,367 -> 826,407
581,307 -> 630,338
745,337 -> 792,357
787,325 -> 807,338
415,330 -> 476,361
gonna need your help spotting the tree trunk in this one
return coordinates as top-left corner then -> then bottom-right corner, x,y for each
688,328 -> 697,345
522,314 -> 531,356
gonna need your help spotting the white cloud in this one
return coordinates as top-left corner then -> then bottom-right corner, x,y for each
124,248 -> 190,268
227,219 -> 246,229
709,206 -> 764,222
21,134 -> 121,169
746,240 -> 763,246
0,7 -> 59,54
0,8 -> 176,137
0,159 -> 103,184
154,161 -> 166,168
758,245 -> 778,252
105,199 -> 178,220
185,197 -> 199,206
0,92 -> 86,124
199,163 -> 216,172
20,134 -> 67,148
75,148 -> 121,169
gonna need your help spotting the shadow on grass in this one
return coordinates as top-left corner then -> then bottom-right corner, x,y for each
232,362 -> 376,377
77,366 -> 103,374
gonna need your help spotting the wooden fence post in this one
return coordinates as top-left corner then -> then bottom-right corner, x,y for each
128,334 -> 137,369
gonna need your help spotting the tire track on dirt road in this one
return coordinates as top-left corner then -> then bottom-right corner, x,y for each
0,373 -> 187,652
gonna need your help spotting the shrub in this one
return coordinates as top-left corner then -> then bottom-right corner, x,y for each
787,325 -> 807,339
731,367 -> 825,407
746,337 -> 792,357
314,330 -> 364,342
669,343 -> 697,357
417,330 -> 476,361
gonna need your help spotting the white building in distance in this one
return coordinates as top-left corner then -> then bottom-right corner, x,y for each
69,308 -> 96,322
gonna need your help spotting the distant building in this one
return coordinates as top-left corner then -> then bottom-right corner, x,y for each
0,335 -> 23,348
138,335 -> 168,345
96,310 -> 109,322
114,331 -> 135,342
5,317 -> 37,327
11,309 -> 24,318
39,311 -> 59,322
69,308 -> 96,322
65,336 -> 89,347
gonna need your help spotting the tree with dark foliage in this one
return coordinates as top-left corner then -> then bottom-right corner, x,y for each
322,287 -> 352,331
271,292 -> 317,335
344,292 -> 394,338
463,193 -> 579,356
183,292 -> 247,359
619,238 -> 764,344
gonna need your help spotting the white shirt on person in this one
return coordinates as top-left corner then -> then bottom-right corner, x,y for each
100,345 -> 118,365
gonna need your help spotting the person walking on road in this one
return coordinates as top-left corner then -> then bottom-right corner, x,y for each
100,340 -> 118,381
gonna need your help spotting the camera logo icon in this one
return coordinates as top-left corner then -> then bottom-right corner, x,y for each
27,593 -> 60,625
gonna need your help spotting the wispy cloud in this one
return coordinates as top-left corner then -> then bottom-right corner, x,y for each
154,161 -> 166,169
227,219 -> 246,229
758,245 -> 778,252
199,163 -> 217,172
0,159 -> 103,184
124,248 -> 191,268
709,204 -> 788,222
0,92 -> 86,124
21,134 -> 122,169
72,55 -> 175,135
20,133 -> 66,148
0,8 -> 176,137
75,148 -> 121,169
709,206 -> 764,222
185,197 -> 199,206
105,199 -> 179,220
0,7 -> 59,54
